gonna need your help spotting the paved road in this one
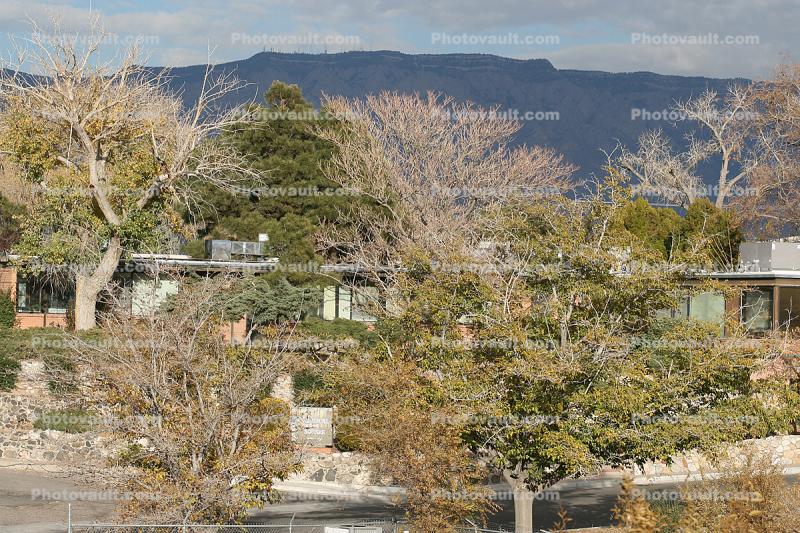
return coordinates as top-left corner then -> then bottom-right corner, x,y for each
249,482 -> 630,531
2,468 -> 794,532
0,467 -> 116,533
0,468 -> 626,532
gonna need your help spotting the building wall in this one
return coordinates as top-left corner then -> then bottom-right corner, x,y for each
1,268 -> 68,329
15,313 -> 67,329
222,317 -> 249,344
130,276 -> 180,316
0,267 -> 16,298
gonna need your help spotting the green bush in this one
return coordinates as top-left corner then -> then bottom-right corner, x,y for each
0,291 -> 14,329
0,354 -> 21,391
33,408 -> 95,433
293,368 -> 326,399
298,317 -> 378,345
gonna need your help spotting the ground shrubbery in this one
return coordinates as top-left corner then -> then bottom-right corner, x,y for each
33,408 -> 95,433
612,453 -> 800,532
0,352 -> 20,391
0,290 -> 14,329
0,327 -> 90,393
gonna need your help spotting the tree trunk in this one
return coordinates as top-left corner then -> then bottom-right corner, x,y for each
74,236 -> 123,330
504,468 -> 535,533
513,488 -> 535,533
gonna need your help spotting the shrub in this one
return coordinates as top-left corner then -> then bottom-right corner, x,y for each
33,408 -> 95,433
293,368 -> 327,400
0,290 -> 15,329
298,316 -> 378,345
0,353 -> 21,391
613,453 -> 800,532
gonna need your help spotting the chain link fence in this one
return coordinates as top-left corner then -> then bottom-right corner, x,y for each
67,521 -> 512,533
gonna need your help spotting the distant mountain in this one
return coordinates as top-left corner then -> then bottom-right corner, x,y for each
163,51 -> 747,180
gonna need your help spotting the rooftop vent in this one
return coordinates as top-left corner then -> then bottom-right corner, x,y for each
739,241 -> 800,272
204,240 -> 266,261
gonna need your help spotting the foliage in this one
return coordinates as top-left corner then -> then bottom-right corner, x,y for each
33,408 -> 95,433
297,316 -> 378,344
0,352 -> 20,391
224,275 -> 321,326
0,194 -> 23,252
317,355 -> 497,532
0,327 -> 81,360
618,197 -> 682,259
68,276 -> 300,524
43,352 -> 78,394
0,20 -> 260,330
292,368 -> 326,399
675,198 -> 743,267
187,81 -> 346,263
620,196 -> 743,267
613,477 -> 661,533
319,178 -> 791,529
0,290 -> 15,328
613,453 -> 800,532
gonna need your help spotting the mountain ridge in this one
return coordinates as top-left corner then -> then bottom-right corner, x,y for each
160,50 -> 748,179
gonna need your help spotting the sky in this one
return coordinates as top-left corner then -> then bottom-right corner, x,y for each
0,0 -> 796,79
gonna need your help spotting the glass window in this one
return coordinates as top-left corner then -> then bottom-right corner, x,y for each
16,280 -> 39,312
351,286 -> 378,323
15,276 -> 73,314
778,287 -> 800,331
336,286 -> 352,319
656,295 -> 690,320
675,295 -> 690,318
742,288 -> 773,333
689,292 -> 725,324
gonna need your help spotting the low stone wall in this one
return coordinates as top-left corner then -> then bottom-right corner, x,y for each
290,450 -> 379,486
0,428 -> 107,462
634,435 -> 800,481
0,360 -> 107,464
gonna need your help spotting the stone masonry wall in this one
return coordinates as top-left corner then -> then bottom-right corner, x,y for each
290,450 -> 378,486
634,434 -> 800,481
0,360 -> 107,464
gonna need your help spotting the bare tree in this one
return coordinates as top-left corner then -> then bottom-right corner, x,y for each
0,18 -> 260,329
68,274 -> 299,524
616,86 -> 758,209
615,129 -> 704,207
738,64 -> 800,235
314,91 -> 574,300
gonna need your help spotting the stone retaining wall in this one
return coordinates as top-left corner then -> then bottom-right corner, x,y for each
0,428 -> 107,462
5,361 -> 800,487
0,360 -> 106,464
290,450 -> 378,485
634,435 -> 800,481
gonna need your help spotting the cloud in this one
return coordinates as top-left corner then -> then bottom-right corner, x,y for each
547,42 -> 782,79
0,0 -> 794,78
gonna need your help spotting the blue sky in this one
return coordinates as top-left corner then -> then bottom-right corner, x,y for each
0,0 -> 795,78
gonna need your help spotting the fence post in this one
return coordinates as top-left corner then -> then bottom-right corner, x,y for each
67,503 -> 71,533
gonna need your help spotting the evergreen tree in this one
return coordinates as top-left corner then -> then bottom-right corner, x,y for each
186,81 -> 349,263
620,196 -> 743,267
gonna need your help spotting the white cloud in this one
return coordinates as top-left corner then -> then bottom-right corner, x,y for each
0,0 -> 794,77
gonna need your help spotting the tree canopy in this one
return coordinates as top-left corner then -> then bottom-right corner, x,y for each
185,81 -> 349,263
